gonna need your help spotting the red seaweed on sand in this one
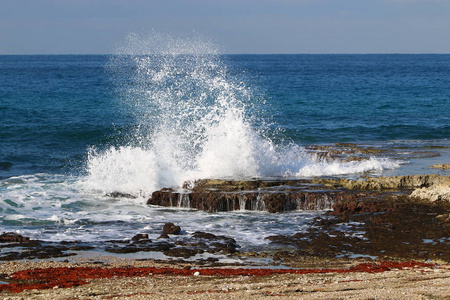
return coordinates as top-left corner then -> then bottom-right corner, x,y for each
0,261 -> 435,293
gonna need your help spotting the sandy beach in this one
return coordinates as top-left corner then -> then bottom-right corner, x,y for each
0,258 -> 449,299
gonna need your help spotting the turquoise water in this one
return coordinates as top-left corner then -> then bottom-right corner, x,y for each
0,46 -> 449,246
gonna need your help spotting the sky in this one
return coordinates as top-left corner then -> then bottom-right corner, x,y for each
1,0 -> 449,54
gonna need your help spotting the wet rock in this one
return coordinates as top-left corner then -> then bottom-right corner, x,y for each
272,251 -> 298,262
192,231 -> 236,244
163,248 -> 204,258
185,241 -> 207,247
33,246 -> 74,259
149,189 -> 180,207
265,234 -> 297,245
0,232 -> 30,243
105,241 -> 173,254
163,223 -> 181,235
0,251 -> 21,261
106,192 -> 137,199
192,231 -> 218,239
101,230 -> 242,259
105,239 -> 130,244
132,233 -> 150,242
331,197 -> 402,217
105,245 -> 140,254
192,231 -> 239,254
149,242 -> 173,252
266,195 -> 450,262
68,245 -> 95,251
58,241 -> 96,251
210,241 -> 238,254
148,184 -> 375,213
0,243 -> 75,261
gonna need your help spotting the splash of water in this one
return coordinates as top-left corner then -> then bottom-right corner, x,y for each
84,31 -> 399,198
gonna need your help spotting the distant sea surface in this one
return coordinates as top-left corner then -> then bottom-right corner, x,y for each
0,54 -> 449,250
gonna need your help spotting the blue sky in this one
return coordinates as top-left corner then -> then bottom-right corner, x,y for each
1,0 -> 449,54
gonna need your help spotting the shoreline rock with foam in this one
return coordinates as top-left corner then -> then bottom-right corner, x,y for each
147,174 -> 450,213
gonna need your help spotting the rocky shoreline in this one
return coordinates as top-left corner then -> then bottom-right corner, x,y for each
1,174 -> 449,297
149,174 -> 450,263
1,174 -> 449,264
147,174 -> 449,213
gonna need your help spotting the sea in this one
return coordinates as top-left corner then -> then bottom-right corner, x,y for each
1,35 -> 449,254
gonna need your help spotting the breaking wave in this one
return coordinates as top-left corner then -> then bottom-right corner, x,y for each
84,31 -> 399,198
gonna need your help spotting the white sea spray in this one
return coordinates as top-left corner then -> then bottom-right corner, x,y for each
84,31 -> 399,197
296,157 -> 401,177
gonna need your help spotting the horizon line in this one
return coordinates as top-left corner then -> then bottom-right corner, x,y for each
1,52 -> 450,56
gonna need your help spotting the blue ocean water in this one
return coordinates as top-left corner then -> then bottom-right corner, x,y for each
0,51 -> 449,248
1,54 -> 449,179
241,54 -> 450,143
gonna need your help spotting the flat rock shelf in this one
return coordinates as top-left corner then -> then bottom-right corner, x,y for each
146,175 -> 448,213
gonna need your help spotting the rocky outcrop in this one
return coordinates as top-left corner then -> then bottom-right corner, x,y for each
410,179 -> 450,202
431,164 -> 450,170
148,187 -> 383,213
0,232 -> 30,243
315,174 -> 449,190
163,222 -> 181,235
131,234 -> 150,242
147,175 -> 450,213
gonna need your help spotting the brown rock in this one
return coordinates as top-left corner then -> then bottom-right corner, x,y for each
163,248 -> 204,258
149,188 -> 380,213
0,232 -> 30,243
131,234 -> 150,242
431,164 -> 450,170
163,223 -> 181,235
147,177 -> 449,213
316,174 -> 449,190
148,189 -> 180,207
331,198 -> 402,216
